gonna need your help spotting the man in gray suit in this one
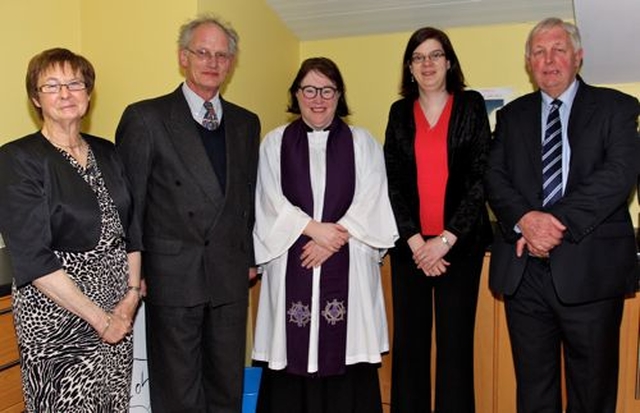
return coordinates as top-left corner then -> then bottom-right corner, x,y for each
116,15 -> 260,413
485,17 -> 639,413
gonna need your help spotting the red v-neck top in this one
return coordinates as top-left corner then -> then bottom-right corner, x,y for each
413,95 -> 452,235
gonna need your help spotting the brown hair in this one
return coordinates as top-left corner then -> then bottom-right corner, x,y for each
287,57 -> 350,117
26,48 -> 95,118
400,27 -> 466,98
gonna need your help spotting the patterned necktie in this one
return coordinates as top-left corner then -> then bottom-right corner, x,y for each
542,99 -> 563,206
202,101 -> 219,130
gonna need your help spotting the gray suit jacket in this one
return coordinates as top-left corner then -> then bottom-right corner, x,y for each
485,79 -> 640,304
116,86 -> 260,306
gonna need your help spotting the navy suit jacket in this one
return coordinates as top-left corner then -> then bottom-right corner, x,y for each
486,79 -> 640,304
116,86 -> 260,307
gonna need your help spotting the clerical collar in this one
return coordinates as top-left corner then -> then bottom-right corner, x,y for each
303,121 -> 330,132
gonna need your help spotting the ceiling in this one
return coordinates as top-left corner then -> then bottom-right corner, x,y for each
265,0 -> 575,41
266,0 -> 640,85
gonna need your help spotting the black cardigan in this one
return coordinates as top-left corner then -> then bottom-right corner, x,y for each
383,90 -> 493,258
0,132 -> 140,286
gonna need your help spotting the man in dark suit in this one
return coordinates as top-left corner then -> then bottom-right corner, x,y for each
116,15 -> 260,413
485,17 -> 640,413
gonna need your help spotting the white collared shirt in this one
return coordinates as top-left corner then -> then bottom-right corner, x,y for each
181,83 -> 224,127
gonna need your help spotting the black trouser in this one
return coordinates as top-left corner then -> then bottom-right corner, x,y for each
390,243 -> 483,413
146,299 -> 248,413
505,258 -> 623,413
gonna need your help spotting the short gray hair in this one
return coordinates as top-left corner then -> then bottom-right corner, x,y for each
525,17 -> 582,58
177,14 -> 239,55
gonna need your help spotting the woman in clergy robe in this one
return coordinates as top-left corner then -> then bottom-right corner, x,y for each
252,57 -> 399,413
383,27 -> 493,413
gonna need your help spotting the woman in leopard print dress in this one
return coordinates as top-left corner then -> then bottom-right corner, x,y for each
0,48 -> 141,412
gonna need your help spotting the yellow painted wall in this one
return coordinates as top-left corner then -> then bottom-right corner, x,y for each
299,24 -> 538,142
197,0 -> 300,134
80,0 -> 196,137
0,0 -> 82,141
301,22 -> 640,141
0,0 -> 298,144
301,22 -> 640,224
81,0 -> 298,138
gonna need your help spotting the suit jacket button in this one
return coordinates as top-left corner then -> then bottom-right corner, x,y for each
175,180 -> 182,186
204,240 -> 210,246
188,211 -> 194,217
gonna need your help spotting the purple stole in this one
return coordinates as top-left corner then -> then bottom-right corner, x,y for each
280,117 -> 355,377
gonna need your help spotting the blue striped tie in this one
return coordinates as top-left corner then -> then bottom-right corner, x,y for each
542,99 -> 563,206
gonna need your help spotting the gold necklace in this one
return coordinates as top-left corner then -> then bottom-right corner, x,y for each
47,137 -> 86,150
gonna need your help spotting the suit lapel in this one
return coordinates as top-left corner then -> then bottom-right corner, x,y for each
521,93 -> 544,192
567,79 -> 597,137
566,82 -> 597,189
165,89 -> 225,210
221,100 -> 248,193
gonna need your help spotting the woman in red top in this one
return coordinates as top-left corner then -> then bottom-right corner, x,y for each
384,27 -> 493,413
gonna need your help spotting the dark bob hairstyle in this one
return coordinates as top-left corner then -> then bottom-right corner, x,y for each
287,57 -> 351,117
400,27 -> 466,99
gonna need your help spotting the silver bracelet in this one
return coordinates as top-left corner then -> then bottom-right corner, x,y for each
439,233 -> 451,249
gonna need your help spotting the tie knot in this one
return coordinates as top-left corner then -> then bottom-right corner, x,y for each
551,99 -> 562,109
203,101 -> 214,110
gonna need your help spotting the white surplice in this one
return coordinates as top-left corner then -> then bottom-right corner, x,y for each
252,123 -> 399,374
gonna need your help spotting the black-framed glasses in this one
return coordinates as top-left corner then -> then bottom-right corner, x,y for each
299,85 -> 338,100
410,50 -> 446,64
185,48 -> 232,63
37,80 -> 87,94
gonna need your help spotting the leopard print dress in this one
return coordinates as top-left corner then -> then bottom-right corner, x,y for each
12,146 -> 133,412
